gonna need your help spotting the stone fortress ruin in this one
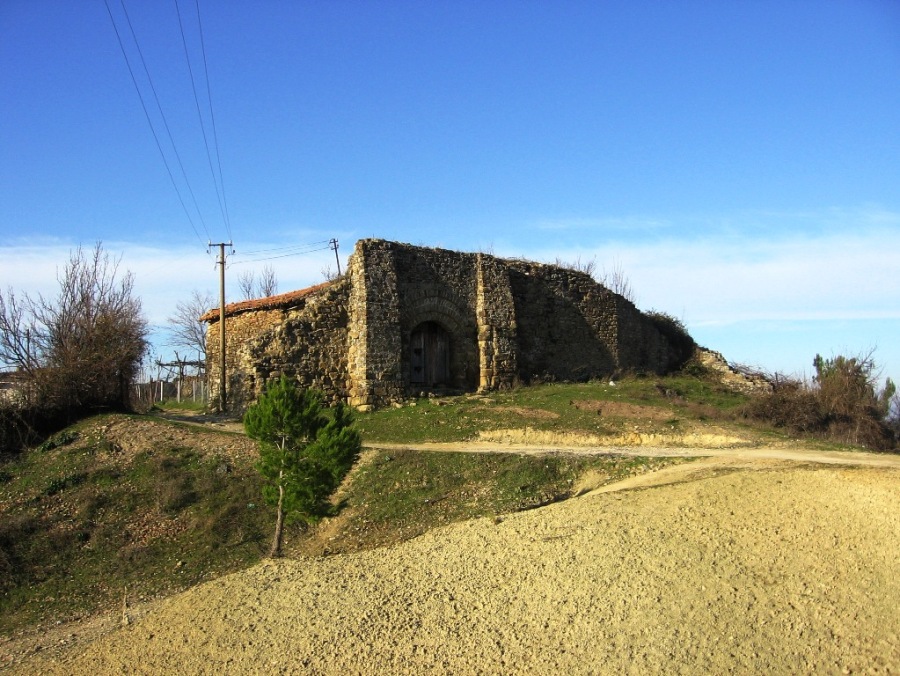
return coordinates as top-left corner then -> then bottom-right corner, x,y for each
202,239 -> 692,412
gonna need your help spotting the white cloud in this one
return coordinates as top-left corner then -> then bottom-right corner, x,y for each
514,208 -> 900,381
2,212 -> 897,383
0,239 -> 339,332
515,208 -> 900,325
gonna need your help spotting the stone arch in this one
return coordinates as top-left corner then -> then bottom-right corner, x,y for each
400,292 -> 478,393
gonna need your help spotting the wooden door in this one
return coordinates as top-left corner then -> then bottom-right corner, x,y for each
410,322 -> 449,387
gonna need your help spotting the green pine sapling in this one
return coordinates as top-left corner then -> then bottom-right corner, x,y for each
243,376 -> 361,557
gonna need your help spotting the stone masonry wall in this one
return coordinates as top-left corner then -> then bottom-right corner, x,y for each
506,261 -> 618,382
206,280 -> 350,412
476,253 -> 518,390
393,244 -> 479,391
245,280 -> 351,403
614,297 -> 677,374
207,239 -> 688,412
206,308 -> 282,412
347,241 -> 404,410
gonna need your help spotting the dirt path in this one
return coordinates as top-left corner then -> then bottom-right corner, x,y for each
16,452 -> 900,675
368,439 -> 900,468
154,407 -> 900,470
151,411 -> 900,468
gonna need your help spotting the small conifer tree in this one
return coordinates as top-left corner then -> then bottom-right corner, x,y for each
243,376 -> 361,557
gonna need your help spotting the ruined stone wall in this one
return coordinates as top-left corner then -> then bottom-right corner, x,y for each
206,308 -> 281,412
206,280 -> 350,412
207,238 -> 689,413
246,280 -> 351,402
347,241 -> 403,410
476,254 -> 518,390
506,261 -> 618,382
613,298 -> 678,374
348,240 -> 481,407
393,244 -> 480,391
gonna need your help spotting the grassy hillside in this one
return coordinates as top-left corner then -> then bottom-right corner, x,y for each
0,370 -> 846,638
0,418 -> 274,634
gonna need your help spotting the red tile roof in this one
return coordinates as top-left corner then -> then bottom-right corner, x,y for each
200,281 -> 333,322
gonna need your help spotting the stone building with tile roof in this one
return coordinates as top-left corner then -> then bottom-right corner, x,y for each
202,239 -> 691,412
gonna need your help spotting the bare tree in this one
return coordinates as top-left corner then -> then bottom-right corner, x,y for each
259,265 -> 278,297
167,290 -> 214,361
238,271 -> 256,300
238,266 -> 279,300
0,243 -> 148,413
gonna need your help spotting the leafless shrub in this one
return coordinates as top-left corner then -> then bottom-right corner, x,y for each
555,256 -> 637,304
0,243 -> 148,420
740,377 -> 826,434
554,256 -> 597,277
321,266 -> 341,282
598,260 -> 636,304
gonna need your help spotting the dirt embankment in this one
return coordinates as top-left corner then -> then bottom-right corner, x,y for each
20,457 -> 900,675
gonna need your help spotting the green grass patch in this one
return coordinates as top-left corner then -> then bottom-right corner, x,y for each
0,434 -> 278,635
356,376 -> 753,444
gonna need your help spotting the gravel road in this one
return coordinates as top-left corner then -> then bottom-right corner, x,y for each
22,456 -> 900,675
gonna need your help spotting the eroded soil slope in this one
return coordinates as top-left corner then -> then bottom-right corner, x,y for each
23,460 -> 900,675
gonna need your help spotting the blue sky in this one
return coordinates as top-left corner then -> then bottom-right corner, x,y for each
1,1 -> 899,389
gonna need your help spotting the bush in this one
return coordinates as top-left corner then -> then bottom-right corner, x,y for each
740,352 -> 896,450
0,244 -> 147,424
740,378 -> 825,435
0,404 -> 72,456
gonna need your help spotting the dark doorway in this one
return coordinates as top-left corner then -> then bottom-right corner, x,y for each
410,321 -> 450,387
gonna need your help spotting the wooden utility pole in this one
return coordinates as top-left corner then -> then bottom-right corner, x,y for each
330,238 -> 341,275
210,241 -> 232,412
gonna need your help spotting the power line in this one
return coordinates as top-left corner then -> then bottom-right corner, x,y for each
230,245 -> 331,265
175,0 -> 231,240
106,0 -> 235,245
237,240 -> 331,256
104,0 -> 208,246
193,0 -> 232,242
115,0 -> 213,242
